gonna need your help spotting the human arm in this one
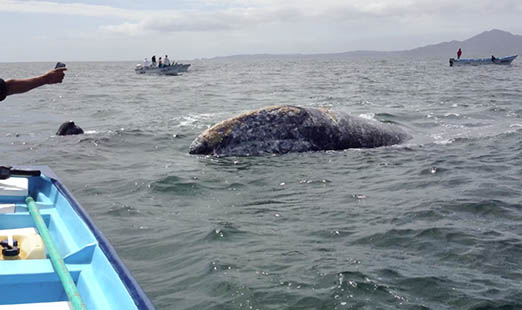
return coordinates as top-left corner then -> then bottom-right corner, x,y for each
0,68 -> 67,101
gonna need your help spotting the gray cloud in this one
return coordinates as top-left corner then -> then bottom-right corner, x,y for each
96,0 -> 522,36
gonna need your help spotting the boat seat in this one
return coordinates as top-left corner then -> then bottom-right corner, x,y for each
0,204 -> 15,214
0,178 -> 28,197
0,301 -> 72,309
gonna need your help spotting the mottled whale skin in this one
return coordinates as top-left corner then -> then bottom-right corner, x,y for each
189,106 -> 410,156
56,121 -> 84,136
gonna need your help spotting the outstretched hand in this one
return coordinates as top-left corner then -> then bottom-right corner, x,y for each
2,67 -> 68,99
43,67 -> 67,84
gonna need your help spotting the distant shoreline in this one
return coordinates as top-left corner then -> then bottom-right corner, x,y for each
1,29 -> 520,63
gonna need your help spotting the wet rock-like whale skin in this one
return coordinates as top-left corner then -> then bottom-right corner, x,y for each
56,121 -> 84,136
189,105 -> 410,156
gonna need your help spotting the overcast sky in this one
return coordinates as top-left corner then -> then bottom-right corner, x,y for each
1,0 -> 522,62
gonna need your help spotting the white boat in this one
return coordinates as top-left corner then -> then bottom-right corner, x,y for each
135,63 -> 191,75
449,55 -> 517,66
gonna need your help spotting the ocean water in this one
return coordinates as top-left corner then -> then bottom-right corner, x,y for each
1,57 -> 522,309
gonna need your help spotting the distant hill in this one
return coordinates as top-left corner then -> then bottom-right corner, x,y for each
403,29 -> 522,57
211,29 -> 521,60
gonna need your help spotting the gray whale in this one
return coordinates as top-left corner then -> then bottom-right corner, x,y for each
189,106 -> 410,156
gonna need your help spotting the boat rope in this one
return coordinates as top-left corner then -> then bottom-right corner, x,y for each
26,196 -> 86,310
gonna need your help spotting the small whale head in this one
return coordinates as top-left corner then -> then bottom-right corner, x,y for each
56,121 -> 84,136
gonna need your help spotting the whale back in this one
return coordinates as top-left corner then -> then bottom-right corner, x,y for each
189,106 -> 409,156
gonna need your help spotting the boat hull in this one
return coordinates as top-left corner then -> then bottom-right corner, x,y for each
135,63 -> 190,75
0,166 -> 155,310
449,55 -> 518,66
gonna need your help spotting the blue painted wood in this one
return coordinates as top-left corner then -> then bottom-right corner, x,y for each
0,166 -> 155,310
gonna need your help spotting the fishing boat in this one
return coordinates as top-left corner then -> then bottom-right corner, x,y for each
0,166 -> 155,310
135,63 -> 191,75
449,55 -> 517,66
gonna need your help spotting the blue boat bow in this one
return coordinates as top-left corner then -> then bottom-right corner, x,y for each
0,166 -> 155,310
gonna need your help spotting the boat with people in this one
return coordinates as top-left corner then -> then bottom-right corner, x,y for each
0,166 -> 155,310
449,55 -> 517,66
135,63 -> 191,76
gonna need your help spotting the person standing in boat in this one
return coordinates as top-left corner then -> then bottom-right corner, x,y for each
457,48 -> 462,59
151,55 -> 157,67
0,68 -> 66,102
164,55 -> 171,67
158,57 -> 163,67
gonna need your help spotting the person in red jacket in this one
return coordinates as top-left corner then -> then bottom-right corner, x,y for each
457,48 -> 462,59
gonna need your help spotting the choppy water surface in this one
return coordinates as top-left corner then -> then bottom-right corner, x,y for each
1,57 -> 522,309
